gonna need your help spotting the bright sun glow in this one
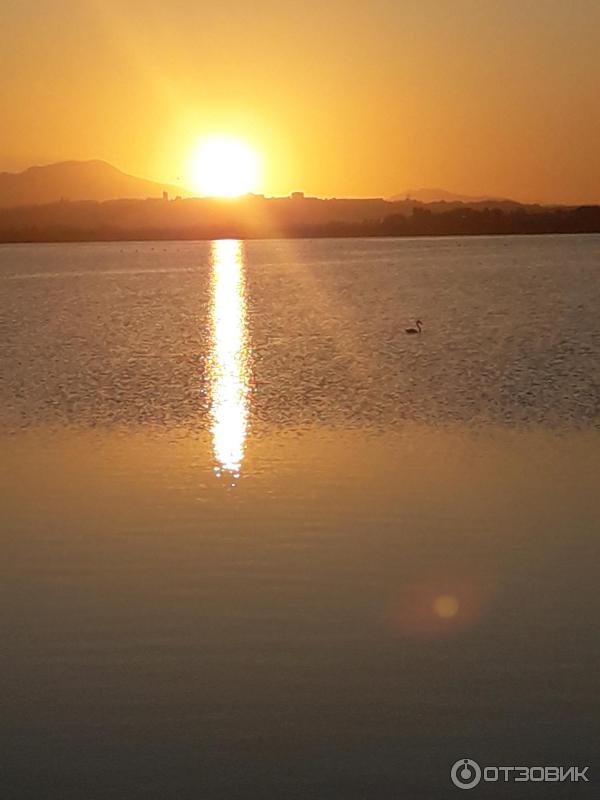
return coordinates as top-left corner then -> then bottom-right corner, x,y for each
189,136 -> 261,197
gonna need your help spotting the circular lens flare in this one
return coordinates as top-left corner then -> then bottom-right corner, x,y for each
433,594 -> 460,619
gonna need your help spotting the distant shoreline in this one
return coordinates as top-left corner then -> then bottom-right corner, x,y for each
0,189 -> 598,248
1,200 -> 597,244
1,229 -> 598,245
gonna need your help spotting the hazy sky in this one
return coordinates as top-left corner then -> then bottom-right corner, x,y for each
1,0 -> 599,202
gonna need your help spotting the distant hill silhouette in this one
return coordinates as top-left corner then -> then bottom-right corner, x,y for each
0,160 -> 187,208
391,188 -> 509,204
0,161 -> 597,242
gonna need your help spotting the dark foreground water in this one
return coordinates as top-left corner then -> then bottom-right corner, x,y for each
1,235 -> 600,798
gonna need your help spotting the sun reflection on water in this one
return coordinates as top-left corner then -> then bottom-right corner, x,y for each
209,239 -> 249,481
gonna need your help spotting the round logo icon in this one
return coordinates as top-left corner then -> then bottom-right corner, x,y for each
451,759 -> 482,790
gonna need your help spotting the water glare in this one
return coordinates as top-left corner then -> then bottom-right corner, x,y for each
208,239 -> 249,480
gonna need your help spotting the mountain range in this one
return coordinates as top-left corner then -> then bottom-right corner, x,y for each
0,160 -> 186,208
390,188 -> 507,203
0,160 -> 527,209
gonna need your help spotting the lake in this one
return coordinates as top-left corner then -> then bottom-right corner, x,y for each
1,235 -> 600,798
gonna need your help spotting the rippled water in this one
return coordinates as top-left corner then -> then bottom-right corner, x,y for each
1,236 -> 600,798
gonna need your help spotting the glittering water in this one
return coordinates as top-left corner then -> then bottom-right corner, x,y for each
208,240 -> 249,479
1,235 -> 600,799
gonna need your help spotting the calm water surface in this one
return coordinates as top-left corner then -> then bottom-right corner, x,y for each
1,236 -> 600,798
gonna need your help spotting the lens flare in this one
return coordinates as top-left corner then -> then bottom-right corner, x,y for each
433,594 -> 460,618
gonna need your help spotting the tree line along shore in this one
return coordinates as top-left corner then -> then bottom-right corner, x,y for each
0,197 -> 597,242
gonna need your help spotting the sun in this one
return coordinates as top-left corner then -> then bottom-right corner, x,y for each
188,135 -> 262,198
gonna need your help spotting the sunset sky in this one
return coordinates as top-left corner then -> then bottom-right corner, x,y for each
2,0 -> 599,203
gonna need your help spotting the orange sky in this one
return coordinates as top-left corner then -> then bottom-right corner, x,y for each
1,0 -> 599,203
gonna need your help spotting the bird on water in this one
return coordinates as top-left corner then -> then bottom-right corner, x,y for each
405,319 -> 423,334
